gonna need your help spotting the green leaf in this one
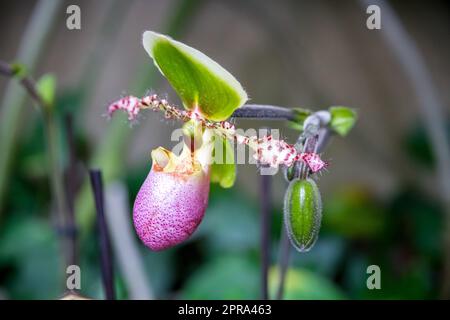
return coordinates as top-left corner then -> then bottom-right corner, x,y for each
329,106 -> 356,136
36,74 -> 56,109
142,31 -> 247,121
210,135 -> 236,188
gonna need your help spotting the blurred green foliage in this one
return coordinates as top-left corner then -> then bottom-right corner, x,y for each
182,255 -> 260,299
0,215 -> 60,299
268,267 -> 345,299
36,74 -> 56,110
404,122 -> 450,169
0,0 -> 446,301
323,187 -> 386,240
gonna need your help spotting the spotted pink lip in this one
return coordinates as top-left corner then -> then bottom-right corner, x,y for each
133,158 -> 210,251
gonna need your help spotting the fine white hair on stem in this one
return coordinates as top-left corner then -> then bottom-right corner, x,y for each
106,94 -> 329,173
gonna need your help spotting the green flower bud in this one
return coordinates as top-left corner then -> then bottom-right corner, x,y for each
284,178 -> 322,252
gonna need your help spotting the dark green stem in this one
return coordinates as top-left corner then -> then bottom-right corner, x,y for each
233,104 -> 295,120
260,168 -> 272,300
89,170 -> 116,300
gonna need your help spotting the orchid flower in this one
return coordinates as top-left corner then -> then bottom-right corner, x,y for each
107,31 -> 330,251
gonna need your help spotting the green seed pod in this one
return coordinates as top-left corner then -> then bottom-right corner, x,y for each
283,178 -> 322,252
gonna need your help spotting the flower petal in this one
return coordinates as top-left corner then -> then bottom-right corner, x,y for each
133,149 -> 210,251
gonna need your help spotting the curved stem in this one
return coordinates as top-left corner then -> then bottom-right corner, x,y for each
0,0 -> 63,216
0,61 -> 46,107
1,60 -> 74,286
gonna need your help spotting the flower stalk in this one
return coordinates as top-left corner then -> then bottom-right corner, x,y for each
0,59 -> 73,283
89,170 -> 116,300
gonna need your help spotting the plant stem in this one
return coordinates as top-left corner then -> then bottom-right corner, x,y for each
89,170 -> 116,300
0,61 -> 46,106
1,60 -> 73,281
64,114 -> 79,268
260,172 -> 272,300
233,104 -> 296,120
276,226 -> 291,300
44,112 -> 72,270
0,0 -> 63,216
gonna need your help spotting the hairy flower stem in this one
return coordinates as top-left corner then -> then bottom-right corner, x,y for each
108,95 -> 327,172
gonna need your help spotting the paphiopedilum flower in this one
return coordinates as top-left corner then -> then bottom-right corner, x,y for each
133,144 -> 211,251
107,31 -> 344,253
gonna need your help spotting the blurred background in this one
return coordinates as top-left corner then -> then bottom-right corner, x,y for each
0,0 -> 449,299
